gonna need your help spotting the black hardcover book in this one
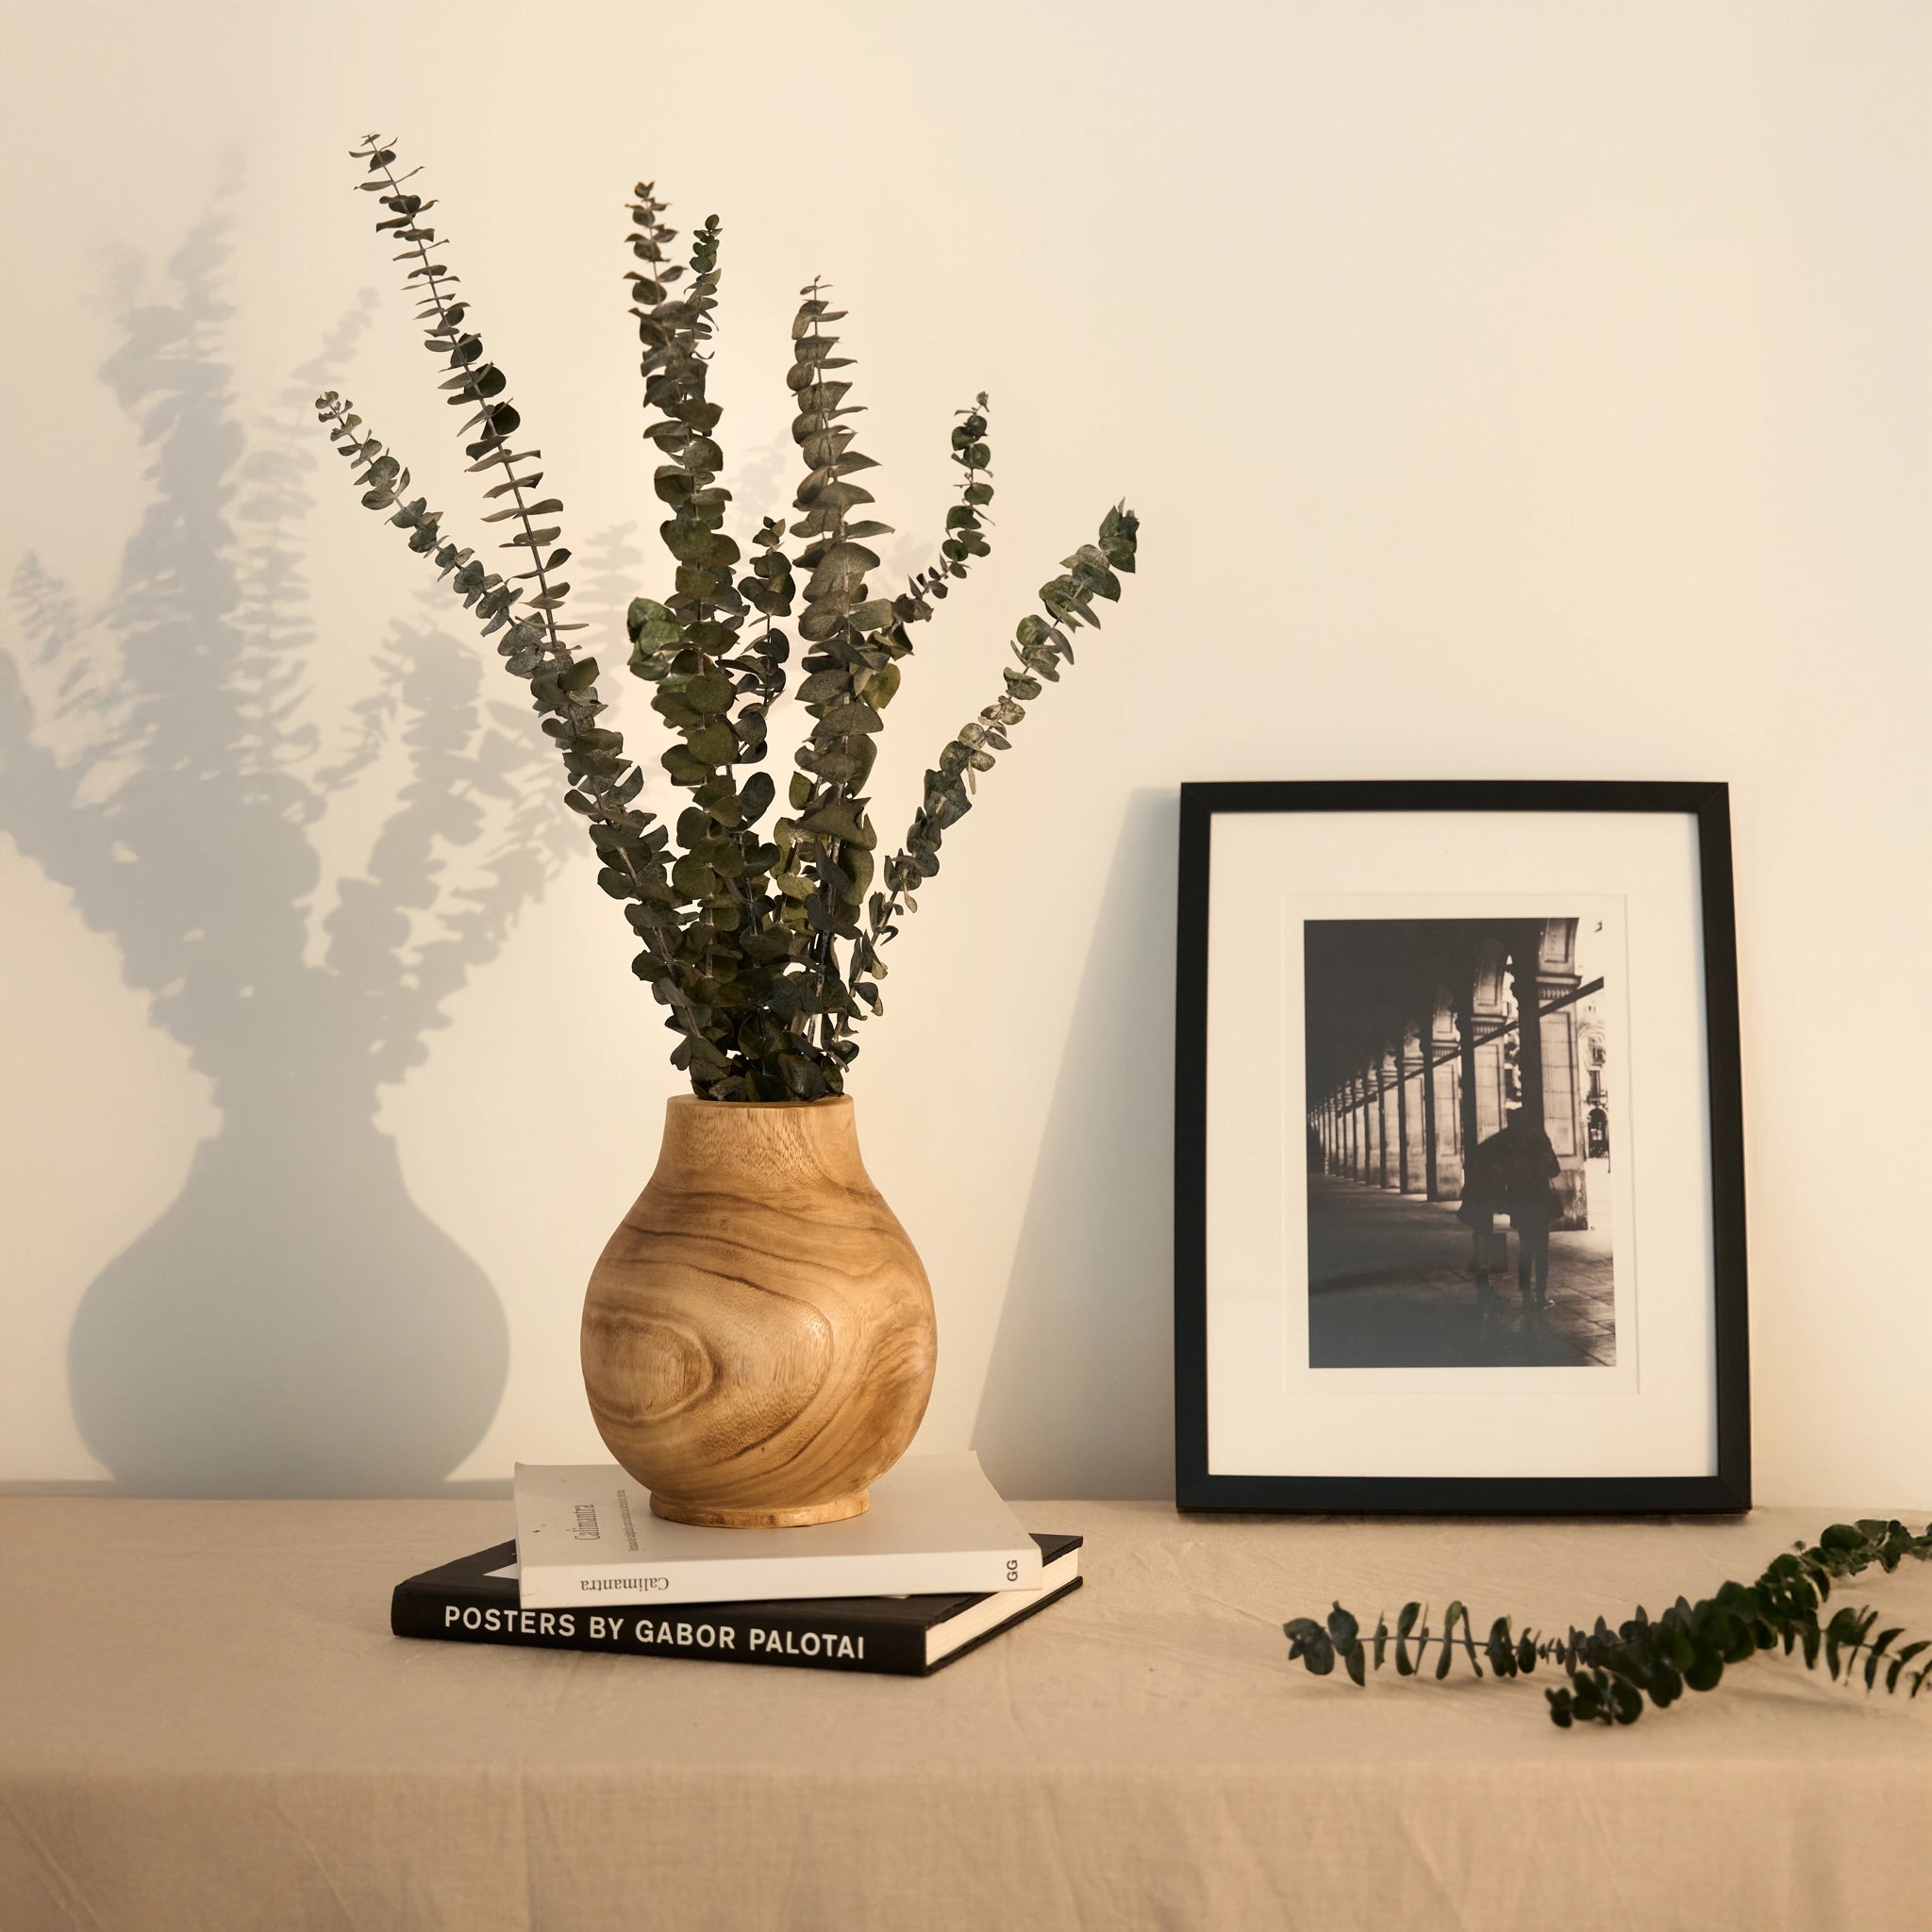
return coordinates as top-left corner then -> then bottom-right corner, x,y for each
392,1532 -> 1082,1677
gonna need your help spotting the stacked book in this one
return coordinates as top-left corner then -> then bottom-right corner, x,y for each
392,1452 -> 1081,1677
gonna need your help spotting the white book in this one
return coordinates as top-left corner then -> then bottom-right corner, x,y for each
510,1451 -> 1042,1609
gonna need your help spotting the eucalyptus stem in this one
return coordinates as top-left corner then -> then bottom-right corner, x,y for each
369,153 -> 569,666
1285,1517 -> 1932,1730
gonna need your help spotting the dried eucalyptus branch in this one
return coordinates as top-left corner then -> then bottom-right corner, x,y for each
314,140 -> 696,1051
620,191 -> 787,1091
316,139 -> 1138,1100
864,503 -> 1139,999
1284,1517 -> 1932,1729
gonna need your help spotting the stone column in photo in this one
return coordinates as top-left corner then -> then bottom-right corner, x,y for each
1371,1057 -> 1387,1188
1345,1076 -> 1359,1179
1521,918 -> 1590,1230
1398,1022 -> 1426,1193
1427,1001 -> 1464,1200
1378,1049 -> 1399,1188
1507,923 -> 1546,1122
1454,983 -> 1506,1157
1467,949 -> 1511,1147
1418,1022 -> 1438,1199
1390,1033 -> 1411,1193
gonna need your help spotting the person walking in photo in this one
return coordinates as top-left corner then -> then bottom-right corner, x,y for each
1491,1105 -> 1562,1307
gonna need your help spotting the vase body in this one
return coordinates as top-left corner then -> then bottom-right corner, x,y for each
581,1095 -> 936,1526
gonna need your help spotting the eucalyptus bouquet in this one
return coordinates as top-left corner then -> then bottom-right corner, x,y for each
319,139 -> 1137,1101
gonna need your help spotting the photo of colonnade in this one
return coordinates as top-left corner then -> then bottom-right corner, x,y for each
1303,914 -> 1617,1371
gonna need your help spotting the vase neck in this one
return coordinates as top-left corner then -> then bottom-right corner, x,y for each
655,1094 -> 867,1191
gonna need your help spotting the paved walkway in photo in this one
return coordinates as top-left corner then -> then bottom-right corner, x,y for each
1306,1173 -> 1616,1370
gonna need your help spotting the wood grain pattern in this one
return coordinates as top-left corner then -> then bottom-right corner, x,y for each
581,1095 -> 937,1528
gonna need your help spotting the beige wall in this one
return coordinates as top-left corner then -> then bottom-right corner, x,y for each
2,1 -> 1925,1506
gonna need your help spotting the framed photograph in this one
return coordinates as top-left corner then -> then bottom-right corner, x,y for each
1174,781 -> 1749,1513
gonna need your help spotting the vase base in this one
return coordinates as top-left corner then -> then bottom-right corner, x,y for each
647,1488 -> 871,1529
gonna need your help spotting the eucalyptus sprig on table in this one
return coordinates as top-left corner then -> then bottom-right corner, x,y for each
1285,1518 -> 1932,1730
316,137 -> 1138,1101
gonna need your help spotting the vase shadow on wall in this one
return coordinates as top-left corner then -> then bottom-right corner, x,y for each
0,200 -> 584,1495
971,789 -> 1177,1500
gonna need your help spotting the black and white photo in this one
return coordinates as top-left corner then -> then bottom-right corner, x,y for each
1303,913 -> 1620,1372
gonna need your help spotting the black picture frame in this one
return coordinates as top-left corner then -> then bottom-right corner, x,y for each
1173,780 -> 1750,1515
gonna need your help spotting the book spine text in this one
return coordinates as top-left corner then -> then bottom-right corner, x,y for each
391,1589 -> 927,1674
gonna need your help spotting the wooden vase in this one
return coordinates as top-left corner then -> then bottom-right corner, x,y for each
580,1094 -> 936,1527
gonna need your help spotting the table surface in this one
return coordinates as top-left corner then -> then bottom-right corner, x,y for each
4,1498 -> 1929,1931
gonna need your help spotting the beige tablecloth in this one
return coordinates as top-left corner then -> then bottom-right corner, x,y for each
2,1499 -> 1928,1930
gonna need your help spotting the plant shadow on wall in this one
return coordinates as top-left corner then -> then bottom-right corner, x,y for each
0,206 -> 577,1495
